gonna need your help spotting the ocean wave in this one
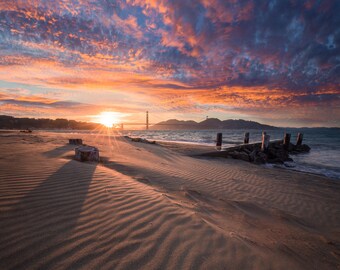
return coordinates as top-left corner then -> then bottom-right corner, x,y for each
268,162 -> 340,180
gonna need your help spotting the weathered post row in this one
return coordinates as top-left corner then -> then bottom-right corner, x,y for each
207,131 -> 309,164
214,131 -> 304,151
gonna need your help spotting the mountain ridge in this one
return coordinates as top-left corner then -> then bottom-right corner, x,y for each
151,118 -> 278,130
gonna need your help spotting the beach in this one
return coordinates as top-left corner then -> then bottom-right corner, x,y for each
0,131 -> 339,269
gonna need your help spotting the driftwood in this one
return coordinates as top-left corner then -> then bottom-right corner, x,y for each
75,146 -> 100,162
125,136 -> 156,144
20,129 -> 32,133
69,139 -> 83,145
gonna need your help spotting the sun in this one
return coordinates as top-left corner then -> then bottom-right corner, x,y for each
97,112 -> 120,128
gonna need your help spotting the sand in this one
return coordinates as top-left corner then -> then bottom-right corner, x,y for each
0,131 -> 339,270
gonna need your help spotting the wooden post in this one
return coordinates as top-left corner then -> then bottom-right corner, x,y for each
216,133 -> 222,150
296,133 -> 303,146
244,132 -> 249,144
283,133 -> 291,150
261,134 -> 270,152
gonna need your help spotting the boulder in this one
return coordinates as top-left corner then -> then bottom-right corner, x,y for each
249,150 -> 258,162
254,152 -> 267,164
228,151 -> 250,162
291,144 -> 311,154
238,151 -> 250,162
243,148 -> 251,154
254,156 -> 266,164
267,147 -> 290,162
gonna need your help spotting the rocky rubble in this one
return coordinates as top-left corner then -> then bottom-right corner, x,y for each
224,140 -> 310,164
201,140 -> 310,164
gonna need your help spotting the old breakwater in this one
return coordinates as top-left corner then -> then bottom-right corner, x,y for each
200,132 -> 310,164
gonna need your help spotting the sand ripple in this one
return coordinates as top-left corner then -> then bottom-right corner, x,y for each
0,134 -> 339,269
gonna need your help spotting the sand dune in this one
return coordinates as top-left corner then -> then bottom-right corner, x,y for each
0,132 -> 339,269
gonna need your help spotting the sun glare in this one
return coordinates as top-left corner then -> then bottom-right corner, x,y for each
97,112 -> 120,128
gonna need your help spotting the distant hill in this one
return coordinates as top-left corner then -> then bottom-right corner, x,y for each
0,115 -> 100,130
151,118 -> 277,130
0,115 -> 278,131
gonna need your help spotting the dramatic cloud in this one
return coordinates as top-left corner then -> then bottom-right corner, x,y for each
0,0 -> 339,126
0,89 -> 144,121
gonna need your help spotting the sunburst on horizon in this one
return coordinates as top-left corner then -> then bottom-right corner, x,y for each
94,111 -> 123,128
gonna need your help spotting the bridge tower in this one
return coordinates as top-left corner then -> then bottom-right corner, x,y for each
146,111 -> 149,130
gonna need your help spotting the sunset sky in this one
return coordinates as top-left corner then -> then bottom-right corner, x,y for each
0,0 -> 339,127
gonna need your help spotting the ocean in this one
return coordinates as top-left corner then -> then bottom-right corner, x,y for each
122,128 -> 340,180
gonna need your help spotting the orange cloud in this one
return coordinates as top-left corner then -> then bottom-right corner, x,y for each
0,0 -> 339,127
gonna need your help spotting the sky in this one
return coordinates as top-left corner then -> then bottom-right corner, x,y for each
0,0 -> 339,127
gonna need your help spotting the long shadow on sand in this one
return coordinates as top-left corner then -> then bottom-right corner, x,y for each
0,160 -> 97,269
102,160 -> 187,190
43,144 -> 76,158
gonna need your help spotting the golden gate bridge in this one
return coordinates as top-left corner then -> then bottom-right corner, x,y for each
115,111 -> 209,130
